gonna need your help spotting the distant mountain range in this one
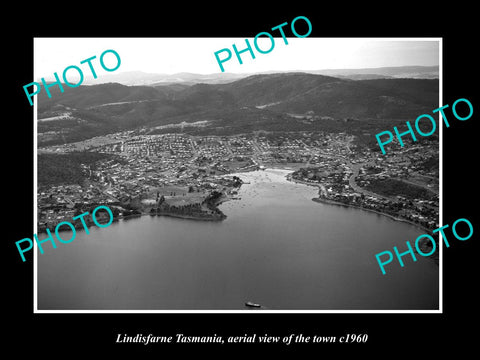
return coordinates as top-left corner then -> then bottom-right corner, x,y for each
37,71 -> 439,147
79,71 -> 248,86
309,66 -> 439,80
71,66 -> 438,86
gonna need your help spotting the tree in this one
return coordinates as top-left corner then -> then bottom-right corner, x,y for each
158,195 -> 165,205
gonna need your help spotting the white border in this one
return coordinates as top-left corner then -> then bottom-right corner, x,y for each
33,71 -> 38,311
438,38 -> 443,314
33,37 -> 443,314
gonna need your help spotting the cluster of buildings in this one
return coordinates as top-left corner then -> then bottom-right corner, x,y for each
38,129 -> 439,231
291,139 -> 439,231
37,183 -> 117,231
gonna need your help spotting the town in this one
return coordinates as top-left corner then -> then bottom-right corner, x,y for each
37,130 -> 439,235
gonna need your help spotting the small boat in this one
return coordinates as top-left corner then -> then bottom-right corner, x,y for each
245,301 -> 262,308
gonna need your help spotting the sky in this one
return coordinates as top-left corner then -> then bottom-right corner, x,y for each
34,37 -> 440,79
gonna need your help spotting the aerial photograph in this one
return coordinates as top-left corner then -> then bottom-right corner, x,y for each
34,38 -> 440,311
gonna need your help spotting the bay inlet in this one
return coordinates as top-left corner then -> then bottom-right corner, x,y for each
38,168 -> 439,310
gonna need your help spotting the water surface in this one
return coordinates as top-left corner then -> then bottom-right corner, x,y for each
38,169 -> 439,310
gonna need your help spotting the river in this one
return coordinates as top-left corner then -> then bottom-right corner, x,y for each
37,168 -> 439,311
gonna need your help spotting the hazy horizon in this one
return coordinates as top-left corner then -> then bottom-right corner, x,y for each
36,65 -> 440,85
91,64 -> 440,76
35,38 -> 440,82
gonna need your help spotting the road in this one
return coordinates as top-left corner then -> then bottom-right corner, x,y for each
347,161 -> 397,202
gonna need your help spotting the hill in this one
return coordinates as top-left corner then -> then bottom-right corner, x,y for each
37,72 -> 439,146
38,82 -> 167,113
219,72 -> 344,106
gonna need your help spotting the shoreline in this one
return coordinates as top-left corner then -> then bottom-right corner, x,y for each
41,167 -> 439,265
37,195 -> 230,234
311,197 -> 431,233
286,174 -> 438,265
150,212 -> 225,221
286,175 -> 431,233
135,192 -> 232,222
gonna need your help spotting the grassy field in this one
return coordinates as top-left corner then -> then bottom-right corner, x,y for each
365,178 -> 437,201
142,185 -> 206,207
